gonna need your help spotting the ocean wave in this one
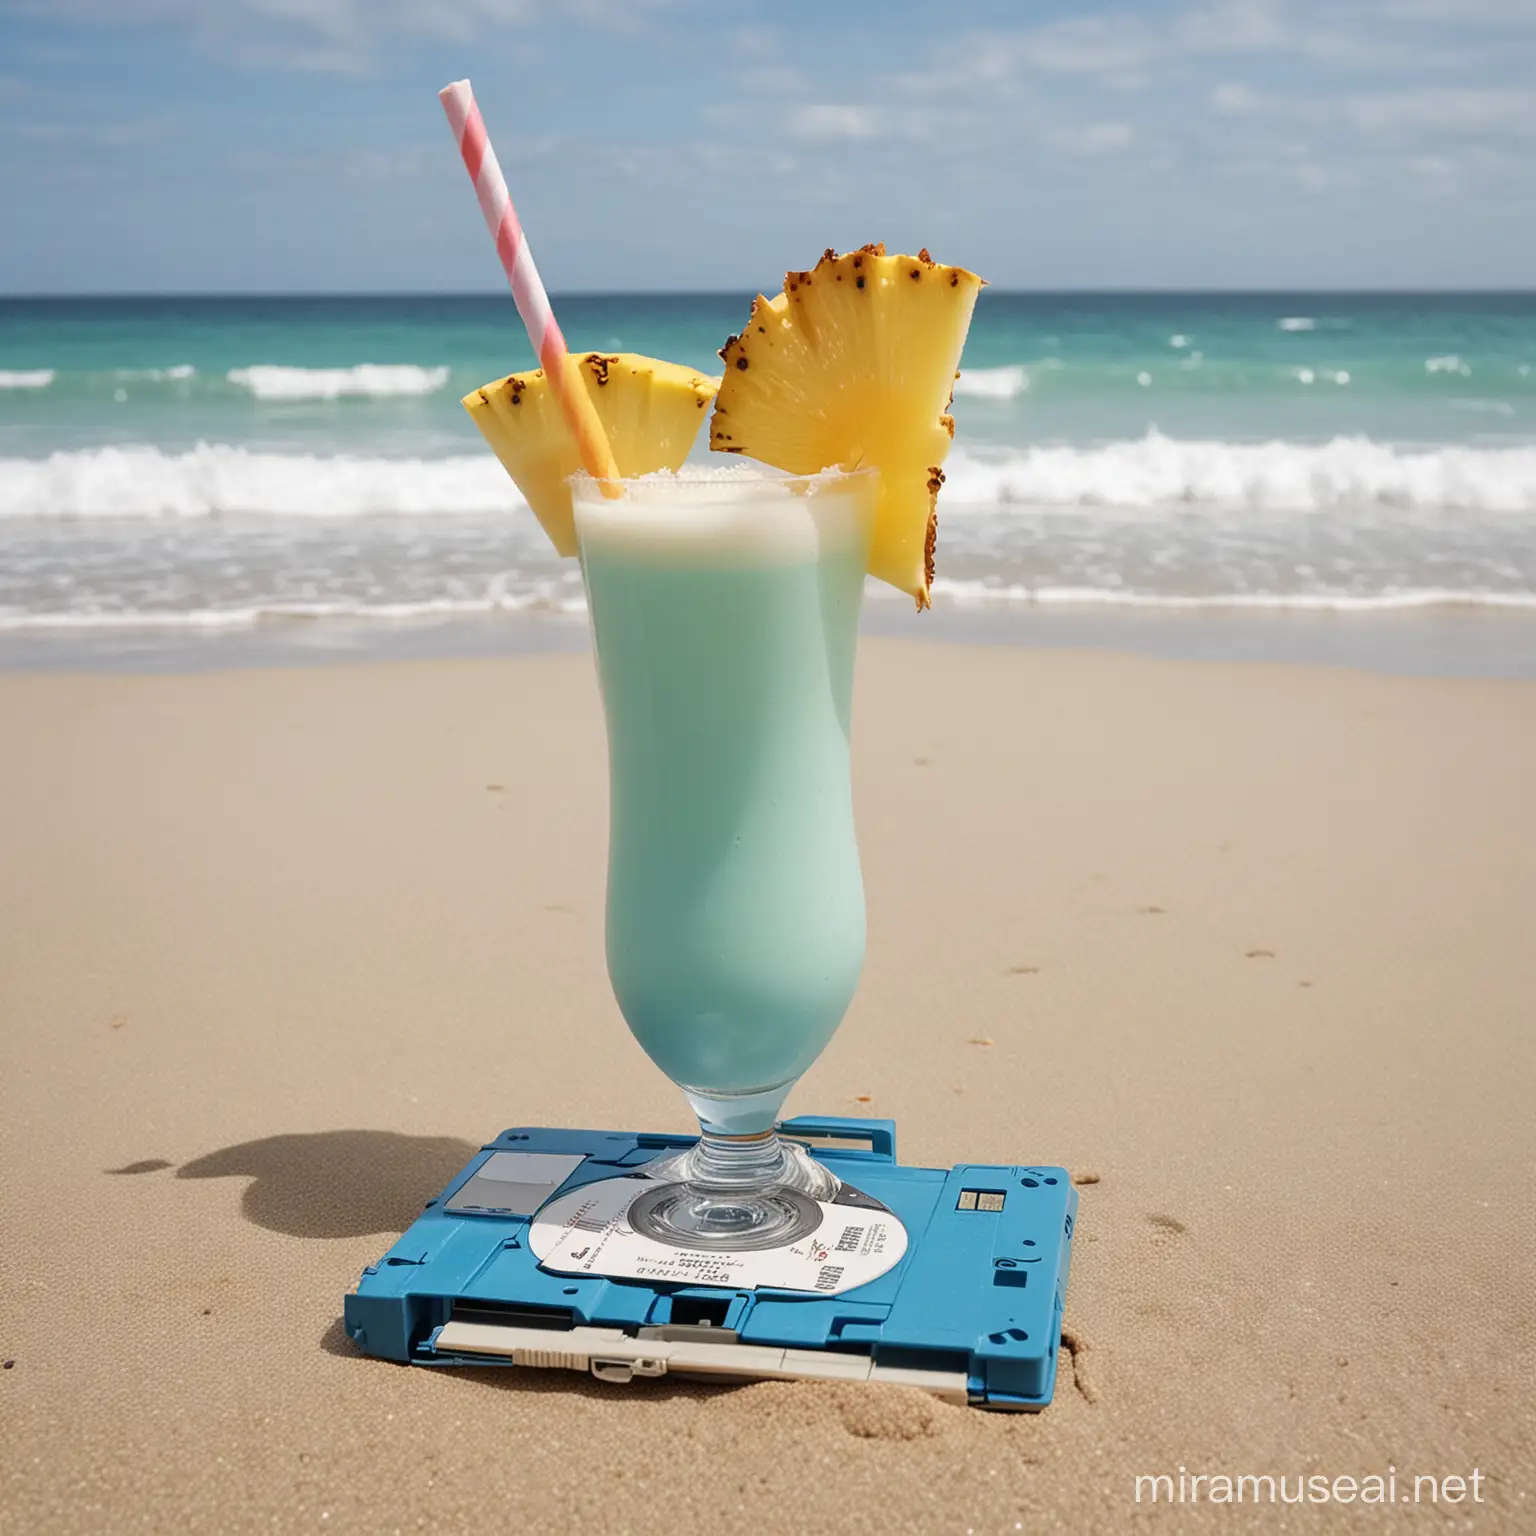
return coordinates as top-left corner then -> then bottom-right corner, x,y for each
225,364 -> 451,400
1425,354 -> 1471,377
0,369 -> 55,389
117,365 -> 196,381
923,580 -> 1536,613
5,435 -> 1536,522
1277,317 -> 1317,332
0,590 -> 589,634
941,433 -> 1536,513
9,582 -> 1531,633
952,365 -> 1030,400
0,443 -> 521,518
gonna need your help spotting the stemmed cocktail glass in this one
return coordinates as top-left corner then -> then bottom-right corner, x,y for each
573,467 -> 876,1250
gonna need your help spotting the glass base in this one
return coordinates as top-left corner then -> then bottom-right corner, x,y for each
629,1130 -> 838,1252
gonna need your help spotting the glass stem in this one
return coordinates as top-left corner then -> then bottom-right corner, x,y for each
684,1128 -> 790,1190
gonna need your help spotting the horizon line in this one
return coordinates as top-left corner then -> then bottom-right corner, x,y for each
4,286 -> 1536,301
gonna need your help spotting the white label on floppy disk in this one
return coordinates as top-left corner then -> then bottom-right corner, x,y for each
529,1175 -> 907,1295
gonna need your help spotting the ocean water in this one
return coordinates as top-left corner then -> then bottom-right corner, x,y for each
2,293 -> 1534,651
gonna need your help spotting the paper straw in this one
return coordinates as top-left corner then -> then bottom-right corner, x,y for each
439,79 -> 622,497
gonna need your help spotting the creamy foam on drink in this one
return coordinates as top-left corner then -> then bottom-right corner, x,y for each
572,464 -> 872,563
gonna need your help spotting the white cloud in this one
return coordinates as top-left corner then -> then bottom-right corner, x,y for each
1210,83 -> 1330,122
1176,0 -> 1289,50
1400,153 -> 1461,195
7,0 -> 676,70
742,65 -> 807,94
922,2 -> 1304,84
1289,160 -> 1361,193
905,0 -> 1513,97
1012,15 -> 1161,75
1045,121 -> 1135,156
1212,81 -> 1536,141
1375,0 -> 1536,22
1346,88 -> 1536,138
785,104 -> 879,143
1211,82 -> 1261,114
1213,144 -> 1362,193
7,0 -> 519,69
727,25 -> 784,58
612,141 -> 774,191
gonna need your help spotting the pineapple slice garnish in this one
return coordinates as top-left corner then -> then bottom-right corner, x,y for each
464,353 -> 719,556
710,245 -> 984,607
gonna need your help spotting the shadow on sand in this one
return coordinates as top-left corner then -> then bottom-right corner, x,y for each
156,1132 -> 735,1403
175,1129 -> 479,1239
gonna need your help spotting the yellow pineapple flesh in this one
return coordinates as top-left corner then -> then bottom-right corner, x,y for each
710,245 -> 983,606
464,353 -> 719,556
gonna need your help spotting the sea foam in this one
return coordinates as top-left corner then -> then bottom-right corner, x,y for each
0,369 -> 55,389
952,365 -> 1029,400
923,580 -> 1536,613
225,364 -> 451,400
0,591 -> 587,634
0,444 -> 520,518
7,583 -> 1534,634
4,436 -> 1536,522
941,433 -> 1536,513
117,365 -> 196,381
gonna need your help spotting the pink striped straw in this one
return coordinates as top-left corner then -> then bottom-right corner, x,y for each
439,79 -> 622,497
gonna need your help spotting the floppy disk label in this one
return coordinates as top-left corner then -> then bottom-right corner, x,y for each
529,1174 -> 908,1295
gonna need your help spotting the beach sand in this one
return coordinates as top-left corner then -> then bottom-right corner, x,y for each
2,639 -> 1532,1532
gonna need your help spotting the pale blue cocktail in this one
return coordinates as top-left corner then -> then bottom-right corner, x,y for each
573,467 -> 876,1248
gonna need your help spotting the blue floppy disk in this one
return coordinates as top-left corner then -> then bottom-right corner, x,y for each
343,1116 -> 1078,1410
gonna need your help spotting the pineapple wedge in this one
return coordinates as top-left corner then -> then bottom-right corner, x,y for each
464,353 -> 719,556
710,245 -> 984,607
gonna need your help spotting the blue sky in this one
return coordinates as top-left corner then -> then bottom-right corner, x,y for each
1,0 -> 1533,292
